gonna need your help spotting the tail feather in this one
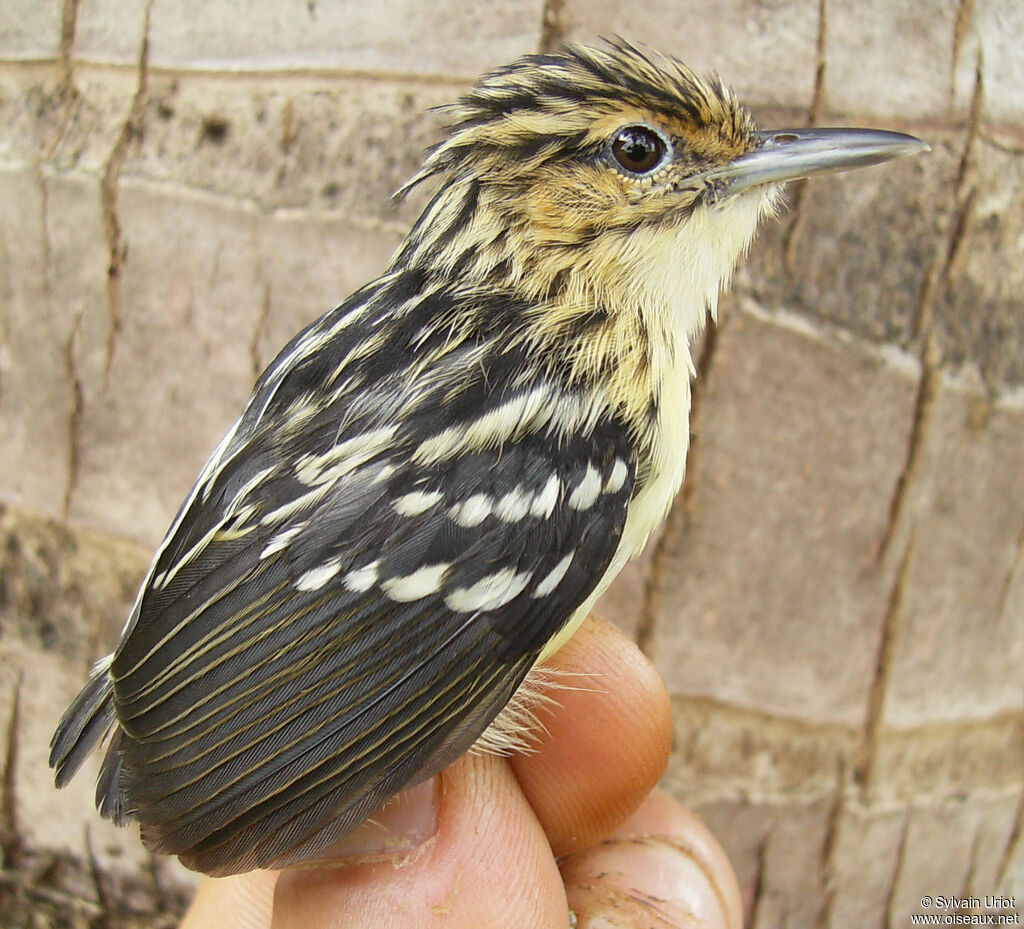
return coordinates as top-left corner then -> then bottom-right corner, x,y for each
49,656 -> 118,790
96,728 -> 129,825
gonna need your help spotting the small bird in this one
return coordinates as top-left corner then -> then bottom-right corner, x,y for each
50,40 -> 927,876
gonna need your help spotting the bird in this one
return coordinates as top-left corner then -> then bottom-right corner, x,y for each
49,39 -> 927,877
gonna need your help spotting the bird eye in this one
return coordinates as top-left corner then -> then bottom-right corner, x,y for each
610,126 -> 668,175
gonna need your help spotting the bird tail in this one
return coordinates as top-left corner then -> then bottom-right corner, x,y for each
49,655 -> 129,824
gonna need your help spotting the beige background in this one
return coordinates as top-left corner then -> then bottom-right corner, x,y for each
1,1 -> 1022,926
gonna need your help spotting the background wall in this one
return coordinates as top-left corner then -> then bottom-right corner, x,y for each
1,1 -> 1022,926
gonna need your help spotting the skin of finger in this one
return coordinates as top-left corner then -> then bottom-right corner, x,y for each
559,789 -> 742,929
509,614 -> 673,857
271,752 -> 569,929
179,870 -> 278,929
611,788 -> 742,929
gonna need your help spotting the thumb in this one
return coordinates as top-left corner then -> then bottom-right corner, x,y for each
271,754 -> 568,928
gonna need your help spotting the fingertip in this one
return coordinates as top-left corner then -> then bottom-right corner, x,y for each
510,614 -> 673,856
629,789 -> 743,929
179,870 -> 278,929
561,788 -> 743,929
616,786 -> 741,912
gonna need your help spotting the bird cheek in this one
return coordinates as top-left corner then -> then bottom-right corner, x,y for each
523,169 -> 625,245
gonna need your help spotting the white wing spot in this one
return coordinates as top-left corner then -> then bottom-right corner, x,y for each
394,490 -> 444,517
495,486 -> 531,522
260,483 -> 332,527
446,569 -> 531,613
295,425 -> 398,486
413,385 -> 552,463
532,553 -> 574,598
569,465 -> 601,511
381,563 -> 449,602
343,560 -> 379,593
260,523 -> 305,560
450,493 -> 492,527
296,558 -> 342,592
372,463 -> 398,484
604,459 -> 628,495
529,475 -> 560,518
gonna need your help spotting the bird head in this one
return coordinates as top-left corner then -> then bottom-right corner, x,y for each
410,41 -> 762,243
394,40 -> 925,334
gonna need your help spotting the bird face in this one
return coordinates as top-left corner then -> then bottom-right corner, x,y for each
392,40 -> 927,451
516,114 -> 776,270
399,42 -> 924,299
401,43 -> 765,263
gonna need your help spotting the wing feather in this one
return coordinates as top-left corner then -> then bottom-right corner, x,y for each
85,276 -> 639,875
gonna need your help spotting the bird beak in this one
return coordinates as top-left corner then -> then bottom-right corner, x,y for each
709,128 -> 930,194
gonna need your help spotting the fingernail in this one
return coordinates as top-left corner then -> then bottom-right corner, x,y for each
298,777 -> 440,868
563,836 -> 734,928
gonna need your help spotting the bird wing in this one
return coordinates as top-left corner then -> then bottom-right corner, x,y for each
106,284 -> 636,875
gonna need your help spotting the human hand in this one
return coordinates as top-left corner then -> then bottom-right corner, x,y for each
179,615 -> 742,928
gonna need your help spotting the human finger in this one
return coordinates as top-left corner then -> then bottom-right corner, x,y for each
271,752 -> 569,928
560,788 -> 742,929
509,614 -> 674,857
178,869 -> 278,929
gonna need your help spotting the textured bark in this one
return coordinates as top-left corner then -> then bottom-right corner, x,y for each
1,1 -> 1021,925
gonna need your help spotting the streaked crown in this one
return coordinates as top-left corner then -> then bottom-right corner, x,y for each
412,40 -> 754,188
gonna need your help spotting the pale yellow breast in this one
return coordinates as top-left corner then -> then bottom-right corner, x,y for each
536,190 -> 773,660
536,334 -> 693,662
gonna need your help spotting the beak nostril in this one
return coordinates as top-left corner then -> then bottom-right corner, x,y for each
729,127 -> 928,193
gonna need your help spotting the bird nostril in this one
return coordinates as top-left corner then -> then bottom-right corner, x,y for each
773,132 -> 800,143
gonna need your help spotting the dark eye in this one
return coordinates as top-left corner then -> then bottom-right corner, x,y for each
610,126 -> 668,175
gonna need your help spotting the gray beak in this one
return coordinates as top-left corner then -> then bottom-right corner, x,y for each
710,128 -> 930,193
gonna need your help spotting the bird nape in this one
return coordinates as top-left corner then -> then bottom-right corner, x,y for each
49,39 -> 928,876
